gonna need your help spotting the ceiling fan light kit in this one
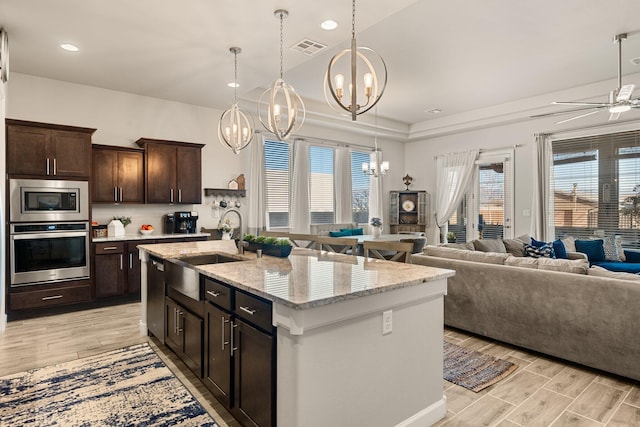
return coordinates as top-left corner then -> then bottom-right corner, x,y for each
258,9 -> 305,141
536,33 -> 640,124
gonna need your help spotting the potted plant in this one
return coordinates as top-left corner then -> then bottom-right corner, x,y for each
446,231 -> 456,243
218,218 -> 234,240
370,217 -> 382,238
242,234 -> 293,257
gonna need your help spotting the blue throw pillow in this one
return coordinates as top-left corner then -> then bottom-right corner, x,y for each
552,239 -> 568,259
575,239 -> 605,262
340,227 -> 364,236
525,243 -> 555,258
530,237 -> 547,248
329,230 -> 352,237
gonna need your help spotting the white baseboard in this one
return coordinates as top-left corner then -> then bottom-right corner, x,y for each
396,396 -> 447,427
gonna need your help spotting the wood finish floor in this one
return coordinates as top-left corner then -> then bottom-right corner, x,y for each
0,302 -> 638,427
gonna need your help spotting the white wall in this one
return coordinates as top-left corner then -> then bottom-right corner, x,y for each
7,73 -> 406,233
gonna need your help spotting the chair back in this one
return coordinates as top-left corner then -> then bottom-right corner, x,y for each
363,241 -> 414,263
315,236 -> 358,254
286,233 -> 319,249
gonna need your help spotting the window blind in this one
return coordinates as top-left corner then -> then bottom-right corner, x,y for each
309,145 -> 335,224
264,140 -> 290,228
351,151 -> 370,224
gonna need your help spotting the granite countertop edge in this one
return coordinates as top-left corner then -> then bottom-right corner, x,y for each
93,232 -> 211,243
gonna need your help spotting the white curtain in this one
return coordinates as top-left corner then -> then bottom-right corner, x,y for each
434,149 -> 479,239
247,133 -> 266,235
368,151 -> 384,228
335,146 -> 353,224
290,139 -> 310,233
532,133 -> 555,240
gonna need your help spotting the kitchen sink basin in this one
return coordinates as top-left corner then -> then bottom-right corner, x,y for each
165,253 -> 241,300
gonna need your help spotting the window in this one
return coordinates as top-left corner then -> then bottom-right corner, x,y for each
552,130 -> 640,247
447,150 -> 514,241
263,140 -> 371,229
351,151 -> 370,223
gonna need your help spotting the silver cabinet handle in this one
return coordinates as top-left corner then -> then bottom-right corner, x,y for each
120,254 -> 123,270
178,188 -> 182,203
239,306 -> 256,316
119,187 -> 123,202
170,188 -> 174,203
102,246 -> 118,251
177,310 -> 184,333
53,158 -> 57,175
114,187 -> 118,202
221,316 -> 229,351
42,295 -> 63,301
46,158 -> 50,175
206,290 -> 220,298
230,321 -> 238,357
129,253 -> 133,269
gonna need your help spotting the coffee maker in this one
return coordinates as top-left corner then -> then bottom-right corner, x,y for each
165,211 -> 198,234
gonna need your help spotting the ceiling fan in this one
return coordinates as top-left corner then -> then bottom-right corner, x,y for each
532,33 -> 640,124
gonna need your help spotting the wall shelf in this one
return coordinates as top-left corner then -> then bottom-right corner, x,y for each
204,188 -> 246,198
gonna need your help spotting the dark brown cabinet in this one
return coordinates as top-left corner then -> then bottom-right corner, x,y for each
389,190 -> 430,234
6,119 -> 95,178
92,145 -> 144,203
94,242 -> 125,298
203,277 -> 275,427
166,296 -> 203,376
136,138 -> 204,204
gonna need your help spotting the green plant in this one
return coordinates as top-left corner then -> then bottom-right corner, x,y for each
446,231 -> 456,241
255,235 -> 267,243
263,237 -> 278,245
113,216 -> 131,227
276,238 -> 292,246
243,234 -> 256,242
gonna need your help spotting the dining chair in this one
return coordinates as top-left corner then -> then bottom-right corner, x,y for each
363,241 -> 414,263
259,230 -> 289,238
286,233 -> 319,249
315,236 -> 358,255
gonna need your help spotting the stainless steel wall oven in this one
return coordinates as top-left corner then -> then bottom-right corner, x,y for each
10,222 -> 90,287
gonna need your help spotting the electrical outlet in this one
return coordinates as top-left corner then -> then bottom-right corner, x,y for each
382,310 -> 392,335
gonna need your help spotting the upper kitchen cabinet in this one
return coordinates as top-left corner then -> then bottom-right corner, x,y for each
92,144 -> 144,203
6,119 -> 95,178
136,138 -> 204,204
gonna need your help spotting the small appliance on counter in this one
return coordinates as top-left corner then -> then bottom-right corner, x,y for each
165,211 -> 198,234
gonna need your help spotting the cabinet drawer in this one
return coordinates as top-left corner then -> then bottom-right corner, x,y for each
204,278 -> 232,311
235,290 -> 272,332
10,284 -> 92,310
95,242 -> 125,254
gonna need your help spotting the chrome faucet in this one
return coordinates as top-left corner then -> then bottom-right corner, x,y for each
218,208 -> 243,239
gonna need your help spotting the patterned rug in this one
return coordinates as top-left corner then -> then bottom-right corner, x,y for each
0,343 -> 218,426
444,340 -> 518,392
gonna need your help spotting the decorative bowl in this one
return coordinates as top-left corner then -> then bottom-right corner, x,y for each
139,229 -> 154,235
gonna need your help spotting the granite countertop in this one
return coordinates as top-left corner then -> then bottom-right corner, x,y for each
93,232 -> 211,243
138,240 -> 454,310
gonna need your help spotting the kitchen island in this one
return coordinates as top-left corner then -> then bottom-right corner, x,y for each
138,240 -> 454,427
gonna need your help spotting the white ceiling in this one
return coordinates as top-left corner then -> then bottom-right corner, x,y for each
3,0 -> 640,132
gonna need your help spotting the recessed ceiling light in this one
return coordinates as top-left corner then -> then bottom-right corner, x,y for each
60,43 -> 79,52
227,82 -> 239,88
321,20 -> 338,30
426,108 -> 443,114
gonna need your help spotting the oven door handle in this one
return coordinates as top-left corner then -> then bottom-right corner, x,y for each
11,231 -> 88,240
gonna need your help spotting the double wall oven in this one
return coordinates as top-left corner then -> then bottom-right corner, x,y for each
9,179 -> 90,287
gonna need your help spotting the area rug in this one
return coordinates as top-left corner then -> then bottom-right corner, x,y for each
0,343 -> 218,426
444,340 -> 518,392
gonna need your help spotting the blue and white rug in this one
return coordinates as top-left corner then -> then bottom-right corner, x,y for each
0,343 -> 219,426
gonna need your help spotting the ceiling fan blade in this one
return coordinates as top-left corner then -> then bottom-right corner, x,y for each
552,101 -> 610,107
616,84 -> 635,101
530,105 -> 605,119
556,109 -> 604,124
609,112 -> 622,121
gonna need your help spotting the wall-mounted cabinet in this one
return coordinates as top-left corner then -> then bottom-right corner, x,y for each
389,191 -> 430,234
6,119 -> 95,178
136,138 -> 204,204
92,144 -> 144,203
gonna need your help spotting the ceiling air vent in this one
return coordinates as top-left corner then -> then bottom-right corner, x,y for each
631,57 -> 640,66
291,39 -> 327,56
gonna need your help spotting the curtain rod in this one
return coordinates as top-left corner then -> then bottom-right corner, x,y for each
432,144 -> 522,160
255,130 -> 376,152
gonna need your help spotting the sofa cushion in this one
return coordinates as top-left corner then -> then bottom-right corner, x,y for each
503,239 -> 526,257
624,249 -> 640,263
423,245 -> 508,264
575,239 -> 605,262
505,255 -> 538,269
424,246 -> 470,259
463,251 -> 509,264
552,239 -> 568,259
537,257 -> 589,275
524,243 -> 554,258
473,238 -> 506,253
329,230 -> 352,237
591,261 -> 640,274
443,242 -> 475,250
340,227 -> 364,236
561,236 -> 576,252
588,265 -> 640,281
602,235 -> 624,261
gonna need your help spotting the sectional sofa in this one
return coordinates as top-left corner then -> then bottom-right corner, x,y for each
411,240 -> 640,381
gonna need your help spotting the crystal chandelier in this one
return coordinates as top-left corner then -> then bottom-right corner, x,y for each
325,0 -> 387,121
362,108 -> 389,176
218,47 -> 254,154
258,9 -> 305,141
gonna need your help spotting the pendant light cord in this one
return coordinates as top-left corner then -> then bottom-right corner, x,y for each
233,50 -> 238,102
279,11 -> 284,79
351,0 -> 356,39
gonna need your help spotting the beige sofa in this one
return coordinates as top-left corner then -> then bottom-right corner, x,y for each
411,243 -> 640,381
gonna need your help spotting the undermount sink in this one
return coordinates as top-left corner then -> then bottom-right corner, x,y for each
166,253 -> 241,300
